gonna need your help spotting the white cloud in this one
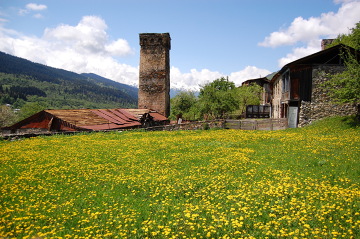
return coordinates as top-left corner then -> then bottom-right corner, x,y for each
43,16 -> 133,57
26,3 -> 47,11
170,66 -> 272,91
333,0 -> 354,3
0,15 -> 271,91
104,39 -> 132,56
259,0 -> 360,67
259,1 -> 360,48
259,16 -> 329,48
18,9 -> 28,16
229,66 -> 272,85
170,67 -> 223,91
19,3 -> 47,16
277,40 -> 320,67
33,13 -> 44,19
0,16 -> 138,86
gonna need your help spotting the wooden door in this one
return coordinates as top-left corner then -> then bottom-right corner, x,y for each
291,78 -> 300,100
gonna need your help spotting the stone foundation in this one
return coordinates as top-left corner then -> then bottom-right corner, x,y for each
298,66 -> 357,127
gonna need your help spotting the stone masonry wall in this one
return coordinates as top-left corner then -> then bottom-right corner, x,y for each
138,33 -> 171,117
298,65 -> 357,127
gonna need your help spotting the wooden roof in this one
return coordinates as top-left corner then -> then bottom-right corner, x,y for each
269,44 -> 359,83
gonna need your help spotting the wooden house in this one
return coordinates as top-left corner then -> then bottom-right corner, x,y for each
2,108 -> 168,135
270,43 -> 359,127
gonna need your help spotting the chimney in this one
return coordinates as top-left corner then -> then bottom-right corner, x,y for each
321,39 -> 335,50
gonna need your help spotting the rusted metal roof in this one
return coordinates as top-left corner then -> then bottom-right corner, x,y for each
149,112 -> 168,121
5,108 -> 168,132
45,109 -> 142,130
126,109 -> 168,121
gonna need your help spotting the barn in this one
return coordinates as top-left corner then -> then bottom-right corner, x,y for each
2,108 -> 168,135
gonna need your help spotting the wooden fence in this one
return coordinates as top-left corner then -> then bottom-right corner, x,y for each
224,118 -> 288,130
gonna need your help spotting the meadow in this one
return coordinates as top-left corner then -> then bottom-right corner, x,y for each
0,116 -> 359,238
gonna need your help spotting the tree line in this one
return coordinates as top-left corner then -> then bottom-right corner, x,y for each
0,85 -> 47,104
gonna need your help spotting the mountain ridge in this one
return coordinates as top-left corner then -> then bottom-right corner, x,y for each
0,51 -> 138,109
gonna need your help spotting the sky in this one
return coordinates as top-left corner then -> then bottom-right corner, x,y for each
0,0 -> 359,91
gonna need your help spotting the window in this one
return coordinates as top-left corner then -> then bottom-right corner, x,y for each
282,71 -> 290,92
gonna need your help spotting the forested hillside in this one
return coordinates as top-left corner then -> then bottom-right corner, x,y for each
0,51 -> 138,110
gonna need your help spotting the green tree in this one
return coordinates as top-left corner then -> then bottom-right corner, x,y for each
170,91 -> 198,121
328,22 -> 360,50
236,83 -> 263,115
0,105 -> 18,127
18,102 -> 48,121
198,77 -> 239,119
325,22 -> 360,106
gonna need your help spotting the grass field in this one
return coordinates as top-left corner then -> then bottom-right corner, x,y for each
0,116 -> 359,238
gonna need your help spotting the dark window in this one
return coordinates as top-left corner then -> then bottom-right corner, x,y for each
282,71 -> 290,92
246,105 -> 270,118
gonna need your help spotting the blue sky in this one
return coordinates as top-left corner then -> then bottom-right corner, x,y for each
0,0 -> 359,90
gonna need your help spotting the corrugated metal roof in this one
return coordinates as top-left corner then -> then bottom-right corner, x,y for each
45,109 -> 142,130
149,112 -> 168,121
5,108 -> 168,132
45,109 -> 107,126
126,109 -> 168,121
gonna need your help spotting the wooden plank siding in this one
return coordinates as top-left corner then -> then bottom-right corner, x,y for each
224,119 -> 288,130
290,66 -> 313,102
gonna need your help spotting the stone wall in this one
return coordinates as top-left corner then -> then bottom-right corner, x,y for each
298,65 -> 357,127
271,75 -> 283,119
144,120 -> 225,131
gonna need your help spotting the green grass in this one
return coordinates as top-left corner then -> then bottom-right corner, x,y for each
0,116 -> 359,238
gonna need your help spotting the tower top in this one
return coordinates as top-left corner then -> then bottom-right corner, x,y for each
139,33 -> 171,50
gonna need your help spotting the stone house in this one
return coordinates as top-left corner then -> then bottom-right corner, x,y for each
270,43 -> 358,128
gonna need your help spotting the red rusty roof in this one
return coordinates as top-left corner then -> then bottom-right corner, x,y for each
45,109 -> 143,130
126,109 -> 168,121
149,112 -> 168,121
5,108 -> 168,132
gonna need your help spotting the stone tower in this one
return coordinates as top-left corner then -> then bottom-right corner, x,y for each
138,33 -> 171,117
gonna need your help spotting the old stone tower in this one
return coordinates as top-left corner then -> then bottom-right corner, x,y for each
138,33 -> 171,117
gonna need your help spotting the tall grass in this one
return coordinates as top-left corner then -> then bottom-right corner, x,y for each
0,116 -> 359,238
